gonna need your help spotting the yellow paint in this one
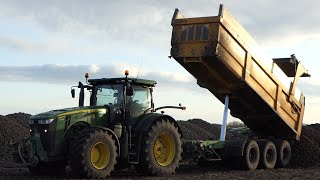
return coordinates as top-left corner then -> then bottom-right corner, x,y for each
90,142 -> 110,169
153,133 -> 175,167
58,109 -> 107,117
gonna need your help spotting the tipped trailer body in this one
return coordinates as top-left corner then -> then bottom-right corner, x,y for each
171,5 -> 309,169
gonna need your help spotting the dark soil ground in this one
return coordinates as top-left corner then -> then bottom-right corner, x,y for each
0,163 -> 320,180
1,114 -> 320,179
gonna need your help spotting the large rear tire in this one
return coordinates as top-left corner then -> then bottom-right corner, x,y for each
242,140 -> 260,170
259,141 -> 277,169
68,129 -> 117,178
275,140 -> 291,168
136,119 -> 182,175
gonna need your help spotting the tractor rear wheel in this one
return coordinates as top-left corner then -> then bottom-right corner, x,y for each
275,140 -> 291,168
242,140 -> 260,170
68,129 -> 117,178
136,119 -> 182,175
259,141 -> 277,169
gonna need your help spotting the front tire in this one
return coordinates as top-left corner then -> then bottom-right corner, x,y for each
136,119 -> 182,175
68,129 -> 117,178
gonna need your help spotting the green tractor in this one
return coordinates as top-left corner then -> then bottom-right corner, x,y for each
16,71 -> 185,178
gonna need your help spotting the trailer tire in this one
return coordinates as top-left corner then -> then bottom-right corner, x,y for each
136,119 -> 182,175
68,129 -> 117,178
275,140 -> 291,168
242,140 -> 260,170
259,141 -> 277,169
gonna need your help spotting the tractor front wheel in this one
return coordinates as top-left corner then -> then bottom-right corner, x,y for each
136,119 -> 182,175
68,129 -> 117,178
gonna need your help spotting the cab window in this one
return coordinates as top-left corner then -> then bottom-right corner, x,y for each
95,85 -> 123,106
126,87 -> 151,118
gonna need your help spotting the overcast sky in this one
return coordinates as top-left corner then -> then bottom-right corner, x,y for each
0,0 -> 319,125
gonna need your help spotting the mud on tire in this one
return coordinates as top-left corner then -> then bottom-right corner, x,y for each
259,141 -> 277,169
242,140 -> 260,170
275,140 -> 291,168
68,129 -> 117,178
136,119 -> 182,175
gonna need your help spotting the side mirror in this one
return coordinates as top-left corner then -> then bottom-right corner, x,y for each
126,85 -> 134,96
71,89 -> 75,98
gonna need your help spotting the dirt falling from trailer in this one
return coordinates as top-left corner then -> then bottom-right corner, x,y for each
0,114 -> 320,168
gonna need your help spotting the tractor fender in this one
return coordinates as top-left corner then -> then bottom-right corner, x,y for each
135,113 -> 182,136
64,121 -> 91,139
131,113 -> 182,162
91,125 -> 121,155
222,138 -> 248,160
64,122 -> 120,155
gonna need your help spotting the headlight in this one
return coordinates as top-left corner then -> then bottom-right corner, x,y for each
28,119 -> 34,124
38,119 -> 54,124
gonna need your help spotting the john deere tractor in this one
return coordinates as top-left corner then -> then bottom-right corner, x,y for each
16,71 -> 184,178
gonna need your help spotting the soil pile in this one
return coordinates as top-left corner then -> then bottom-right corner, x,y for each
291,124 -> 320,167
0,113 -> 31,163
5,113 -> 31,128
0,113 -> 320,169
177,119 -> 245,140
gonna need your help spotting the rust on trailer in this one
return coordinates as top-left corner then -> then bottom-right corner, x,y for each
170,5 -> 310,140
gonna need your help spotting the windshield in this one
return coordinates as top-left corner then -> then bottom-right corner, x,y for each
95,85 -> 123,106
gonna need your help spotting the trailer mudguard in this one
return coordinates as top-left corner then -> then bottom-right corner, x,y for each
222,138 -> 248,159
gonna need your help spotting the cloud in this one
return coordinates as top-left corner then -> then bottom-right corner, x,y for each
0,64 -> 194,87
0,1 -> 173,48
298,79 -> 320,97
0,36 -> 70,53
218,1 -> 320,47
0,35 -> 109,54
0,0 -> 319,51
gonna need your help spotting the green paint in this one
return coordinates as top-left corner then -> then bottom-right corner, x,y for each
20,77 -> 173,166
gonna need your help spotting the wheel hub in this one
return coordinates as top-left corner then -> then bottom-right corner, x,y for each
153,133 -> 175,167
90,142 -> 110,169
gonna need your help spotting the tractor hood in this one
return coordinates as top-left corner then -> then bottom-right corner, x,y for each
30,106 -> 103,120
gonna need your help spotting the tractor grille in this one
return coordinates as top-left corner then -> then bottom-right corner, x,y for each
29,120 -> 57,152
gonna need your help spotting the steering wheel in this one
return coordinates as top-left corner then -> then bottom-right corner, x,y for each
114,97 -> 122,106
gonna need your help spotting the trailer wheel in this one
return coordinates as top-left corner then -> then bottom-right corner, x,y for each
68,129 -> 117,178
242,140 -> 260,170
259,141 -> 277,169
136,119 -> 182,175
275,140 -> 291,168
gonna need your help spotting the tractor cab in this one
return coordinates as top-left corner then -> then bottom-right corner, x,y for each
71,71 -> 157,123
89,76 -> 157,121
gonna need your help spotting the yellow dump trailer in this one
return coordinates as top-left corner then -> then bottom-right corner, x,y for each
171,5 -> 309,140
